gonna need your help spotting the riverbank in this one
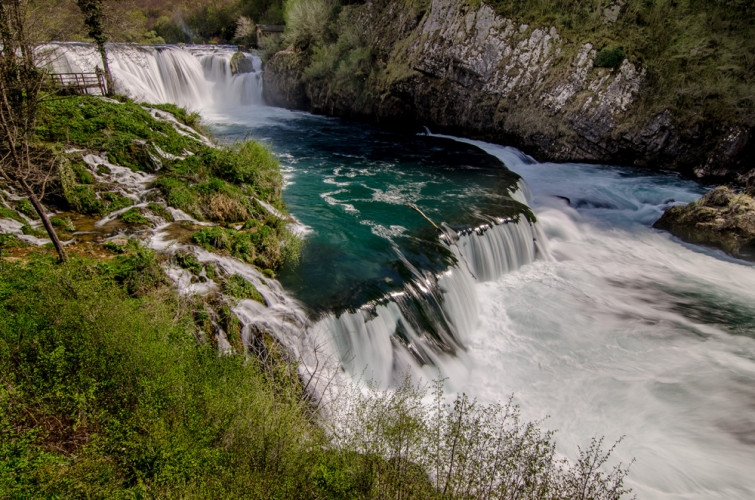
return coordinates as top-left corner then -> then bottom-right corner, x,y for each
1,91 -> 636,497
263,0 -> 753,186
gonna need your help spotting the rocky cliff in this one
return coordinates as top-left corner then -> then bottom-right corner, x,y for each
264,0 -> 753,185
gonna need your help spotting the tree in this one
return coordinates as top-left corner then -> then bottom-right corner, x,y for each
76,0 -> 114,96
0,0 -> 68,262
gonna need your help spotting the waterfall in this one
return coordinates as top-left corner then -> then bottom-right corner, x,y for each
49,43 -> 550,397
313,215 -> 546,387
46,43 -> 264,111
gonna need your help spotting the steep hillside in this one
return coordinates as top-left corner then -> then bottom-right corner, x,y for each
263,0 -> 754,185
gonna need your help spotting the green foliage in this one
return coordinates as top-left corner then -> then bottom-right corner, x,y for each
222,273 -> 266,303
283,0 -> 335,49
147,103 -> 202,129
50,216 -> 76,232
37,97 -> 200,173
13,199 -> 34,218
21,224 -> 45,238
104,240 -> 127,253
146,202 -> 174,221
0,257 -> 319,497
154,177 -> 200,216
0,233 -> 26,249
120,207 -> 151,225
109,242 -> 170,296
594,46 -> 625,69
192,226 -> 256,263
211,140 -> 282,201
0,206 -> 23,222
330,378 -> 633,499
172,250 -> 215,279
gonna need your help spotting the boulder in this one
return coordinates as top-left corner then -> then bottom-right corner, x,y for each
230,51 -> 254,75
654,186 -> 755,260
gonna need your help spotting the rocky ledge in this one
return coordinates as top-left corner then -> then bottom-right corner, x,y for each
263,0 -> 753,185
654,186 -> 755,261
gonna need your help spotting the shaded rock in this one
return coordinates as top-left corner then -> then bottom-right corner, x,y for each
654,186 -> 755,260
230,51 -> 254,75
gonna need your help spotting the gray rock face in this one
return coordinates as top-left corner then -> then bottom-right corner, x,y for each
263,0 -> 753,184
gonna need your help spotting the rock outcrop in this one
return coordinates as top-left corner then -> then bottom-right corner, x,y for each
263,0 -> 753,185
654,186 -> 755,261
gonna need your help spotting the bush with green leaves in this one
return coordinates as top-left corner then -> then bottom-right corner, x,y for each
0,256 -> 319,497
594,46 -> 625,69
283,0 -> 335,49
327,378 -> 634,499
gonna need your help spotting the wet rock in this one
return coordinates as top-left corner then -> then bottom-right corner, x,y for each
654,186 -> 755,261
230,51 -> 254,75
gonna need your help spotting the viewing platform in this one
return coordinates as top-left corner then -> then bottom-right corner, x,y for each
47,69 -> 107,95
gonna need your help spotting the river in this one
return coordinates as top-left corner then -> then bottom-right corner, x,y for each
55,43 -> 755,499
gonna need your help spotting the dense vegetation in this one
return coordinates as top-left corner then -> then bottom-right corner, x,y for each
31,0 -> 284,45
0,255 -> 633,497
26,96 -> 298,271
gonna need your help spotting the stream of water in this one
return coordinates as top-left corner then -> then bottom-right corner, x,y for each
55,44 -> 755,499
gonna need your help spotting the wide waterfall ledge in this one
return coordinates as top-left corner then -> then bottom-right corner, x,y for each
312,213 -> 549,389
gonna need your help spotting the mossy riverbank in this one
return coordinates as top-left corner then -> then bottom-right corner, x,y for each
1,95 -> 634,497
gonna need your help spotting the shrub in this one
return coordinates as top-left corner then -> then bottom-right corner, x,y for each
222,274 -> 266,304
155,177 -> 200,216
283,0 -> 335,49
329,378 -> 633,499
594,46 -> 625,69
120,208 -> 151,225
50,216 -> 76,232
211,140 -> 282,201
192,226 -> 256,263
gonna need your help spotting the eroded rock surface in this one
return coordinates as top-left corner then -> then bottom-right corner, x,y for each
263,0 -> 753,185
654,186 -> 755,260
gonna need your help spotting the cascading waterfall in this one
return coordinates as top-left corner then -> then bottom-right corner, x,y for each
48,43 -> 550,390
312,214 -> 545,387
46,43 -> 264,110
33,43 -> 755,498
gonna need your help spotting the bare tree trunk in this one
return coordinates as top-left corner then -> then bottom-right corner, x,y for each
20,178 -> 68,262
96,41 -> 114,96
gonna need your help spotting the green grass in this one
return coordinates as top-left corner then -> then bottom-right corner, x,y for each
35,95 -> 294,271
222,273 -> 266,304
120,207 -> 151,225
0,254 -> 633,498
0,256 -> 318,497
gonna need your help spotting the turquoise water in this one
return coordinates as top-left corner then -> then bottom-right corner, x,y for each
208,108 -> 755,499
212,112 -> 526,312
64,43 -> 755,498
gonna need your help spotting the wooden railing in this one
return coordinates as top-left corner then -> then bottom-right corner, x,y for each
47,69 -> 107,95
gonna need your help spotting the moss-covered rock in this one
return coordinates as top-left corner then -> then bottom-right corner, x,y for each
654,186 -> 755,260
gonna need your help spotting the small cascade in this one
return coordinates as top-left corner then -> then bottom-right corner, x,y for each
46,43 -> 264,111
314,212 -> 545,387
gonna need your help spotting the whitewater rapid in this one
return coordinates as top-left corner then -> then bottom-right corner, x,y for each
51,43 -> 755,499
438,138 -> 755,499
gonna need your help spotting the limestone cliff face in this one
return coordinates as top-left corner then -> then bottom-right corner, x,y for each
264,0 -> 753,184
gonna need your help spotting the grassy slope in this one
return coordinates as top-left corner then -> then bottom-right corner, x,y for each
23,96 -> 297,271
